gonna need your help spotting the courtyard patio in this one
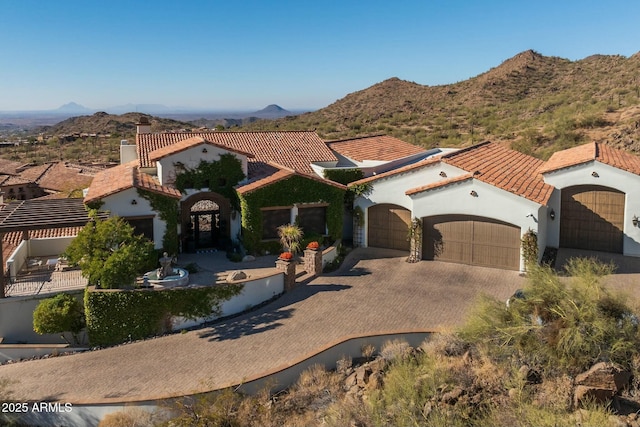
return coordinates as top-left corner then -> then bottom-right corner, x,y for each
4,251 -> 282,297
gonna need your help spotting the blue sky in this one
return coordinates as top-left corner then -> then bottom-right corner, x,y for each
1,0 -> 639,112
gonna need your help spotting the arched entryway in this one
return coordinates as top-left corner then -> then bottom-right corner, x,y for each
560,185 -> 625,253
181,192 -> 231,252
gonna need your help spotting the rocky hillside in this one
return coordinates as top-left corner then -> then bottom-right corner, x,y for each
39,112 -> 194,137
248,50 -> 640,159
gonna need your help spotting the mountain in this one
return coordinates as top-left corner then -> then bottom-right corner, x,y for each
246,50 -> 640,159
251,104 -> 292,119
55,102 -> 92,113
39,112 -> 194,136
105,103 -> 175,115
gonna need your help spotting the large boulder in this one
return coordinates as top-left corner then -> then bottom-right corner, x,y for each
573,362 -> 631,407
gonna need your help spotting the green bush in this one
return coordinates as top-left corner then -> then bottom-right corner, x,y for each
33,293 -> 84,345
84,284 -> 242,346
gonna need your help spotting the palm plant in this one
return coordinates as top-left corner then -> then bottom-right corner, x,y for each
277,223 -> 303,255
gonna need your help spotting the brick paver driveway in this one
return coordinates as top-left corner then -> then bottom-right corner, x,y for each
0,248 -> 524,404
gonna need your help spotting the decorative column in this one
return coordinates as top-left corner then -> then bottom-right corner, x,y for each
304,246 -> 323,277
275,256 -> 296,292
407,217 -> 423,263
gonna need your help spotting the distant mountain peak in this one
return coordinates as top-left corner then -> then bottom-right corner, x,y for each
57,102 -> 90,112
257,104 -> 286,113
252,104 -> 291,119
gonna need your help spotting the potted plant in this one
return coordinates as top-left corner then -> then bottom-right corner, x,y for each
306,241 -> 320,251
278,252 -> 294,261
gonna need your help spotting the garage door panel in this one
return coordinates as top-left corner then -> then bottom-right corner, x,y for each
423,215 -> 520,270
560,185 -> 624,253
368,204 -> 411,251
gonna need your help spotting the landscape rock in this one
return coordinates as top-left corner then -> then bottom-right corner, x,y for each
344,372 -> 357,390
226,270 -> 247,282
367,357 -> 387,373
573,362 -> 631,407
367,371 -> 384,390
355,365 -> 372,385
242,255 -> 255,262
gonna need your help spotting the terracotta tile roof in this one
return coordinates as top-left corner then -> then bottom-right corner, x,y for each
326,135 -> 426,162
236,168 -> 295,195
136,131 -> 338,176
236,163 -> 347,195
0,159 -> 23,175
0,175 -> 33,186
348,156 -> 443,186
84,162 -> 180,203
36,162 -> 95,193
540,142 -> 640,175
17,163 -> 53,183
442,142 -> 553,205
405,174 -> 473,195
147,136 -> 256,162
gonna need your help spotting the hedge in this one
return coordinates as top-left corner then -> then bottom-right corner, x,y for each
84,284 -> 243,346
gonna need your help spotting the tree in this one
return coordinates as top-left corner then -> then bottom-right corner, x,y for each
33,293 -> 84,345
64,214 -> 156,289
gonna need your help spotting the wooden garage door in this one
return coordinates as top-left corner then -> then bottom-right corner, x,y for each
423,215 -> 521,270
560,185 -> 624,253
367,204 -> 411,251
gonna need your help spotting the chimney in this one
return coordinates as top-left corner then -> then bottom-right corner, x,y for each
136,116 -> 151,134
120,139 -> 137,164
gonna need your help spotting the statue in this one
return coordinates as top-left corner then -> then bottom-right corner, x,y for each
157,252 -> 174,279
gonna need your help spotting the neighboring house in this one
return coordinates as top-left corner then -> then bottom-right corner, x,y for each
351,141 -> 640,271
84,121 -> 347,254
0,161 -> 97,201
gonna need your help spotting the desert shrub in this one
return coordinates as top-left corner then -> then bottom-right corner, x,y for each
98,407 -> 155,427
460,258 -> 639,375
160,388 -> 244,427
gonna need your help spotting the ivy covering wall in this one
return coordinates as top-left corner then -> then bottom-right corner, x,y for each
239,175 -> 345,253
84,284 -> 242,346
174,153 -> 245,210
138,189 -> 180,255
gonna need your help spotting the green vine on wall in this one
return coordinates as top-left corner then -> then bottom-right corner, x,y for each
521,228 -> 539,271
137,189 -> 180,255
238,175 -> 345,254
173,153 -> 245,210
323,168 -> 364,185
84,284 -> 243,346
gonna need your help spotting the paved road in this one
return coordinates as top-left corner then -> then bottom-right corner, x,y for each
0,248 -> 526,404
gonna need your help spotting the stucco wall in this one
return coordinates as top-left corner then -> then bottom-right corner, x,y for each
355,162 -> 463,213
28,236 -> 75,257
172,272 -> 284,329
101,188 -> 167,250
0,290 -> 84,344
543,161 -> 640,256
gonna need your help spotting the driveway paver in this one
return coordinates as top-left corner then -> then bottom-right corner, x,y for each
0,248 -> 525,404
